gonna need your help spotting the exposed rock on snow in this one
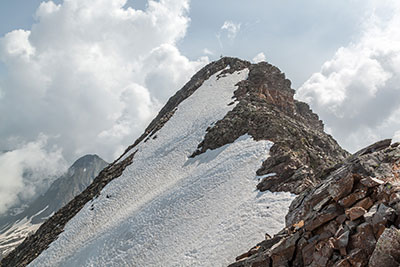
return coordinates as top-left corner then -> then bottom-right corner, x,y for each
230,140 -> 400,267
191,61 -> 349,194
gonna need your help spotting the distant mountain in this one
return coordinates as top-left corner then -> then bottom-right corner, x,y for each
0,154 -> 107,258
1,58 -> 348,266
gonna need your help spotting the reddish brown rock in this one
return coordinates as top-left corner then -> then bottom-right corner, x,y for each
338,189 -> 367,208
353,197 -> 373,210
335,214 -> 347,224
345,206 -> 366,221
305,204 -> 341,231
328,173 -> 354,201
375,224 -> 386,240
230,140 -> 400,267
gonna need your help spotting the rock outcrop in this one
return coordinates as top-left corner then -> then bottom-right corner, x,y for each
191,61 -> 349,193
230,140 -> 400,267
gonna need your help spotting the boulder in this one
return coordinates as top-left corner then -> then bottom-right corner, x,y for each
305,204 -> 341,231
328,173 -> 354,201
353,197 -> 373,210
345,207 -> 366,221
369,227 -> 400,266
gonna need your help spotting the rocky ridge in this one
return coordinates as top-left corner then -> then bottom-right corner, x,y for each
191,60 -> 349,193
1,57 -> 348,266
230,140 -> 400,266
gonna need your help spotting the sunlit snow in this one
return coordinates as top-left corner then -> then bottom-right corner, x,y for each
30,69 -> 295,267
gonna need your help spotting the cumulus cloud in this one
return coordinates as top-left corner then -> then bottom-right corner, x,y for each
0,0 -> 208,213
0,134 -> 67,215
252,52 -> 266,63
296,1 -> 400,152
221,21 -> 241,40
216,20 -> 241,50
0,0 -> 208,163
393,131 -> 400,144
203,48 -> 214,55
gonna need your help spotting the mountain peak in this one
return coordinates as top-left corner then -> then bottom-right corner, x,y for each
70,154 -> 104,169
2,58 -> 348,266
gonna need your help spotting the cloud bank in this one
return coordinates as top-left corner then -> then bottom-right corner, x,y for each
0,0 -> 208,212
0,134 -> 67,214
0,0 -> 207,161
296,1 -> 400,152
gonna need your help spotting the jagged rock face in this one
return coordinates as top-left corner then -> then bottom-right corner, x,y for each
230,140 -> 400,267
192,61 -> 349,193
0,155 -> 107,258
1,57 -> 347,267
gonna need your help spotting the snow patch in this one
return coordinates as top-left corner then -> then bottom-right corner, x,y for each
256,172 -> 277,181
0,213 -> 44,256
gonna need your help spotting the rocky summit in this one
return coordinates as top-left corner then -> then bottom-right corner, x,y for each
190,59 -> 349,194
1,57 -> 392,267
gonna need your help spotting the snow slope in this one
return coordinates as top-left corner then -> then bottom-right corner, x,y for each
30,69 -> 295,267
0,216 -> 42,256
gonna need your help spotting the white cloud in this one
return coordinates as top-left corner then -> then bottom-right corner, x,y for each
296,1 -> 400,152
252,52 -> 266,63
0,134 -> 67,215
393,130 -> 400,144
221,21 -> 241,40
0,0 -> 208,213
203,48 -> 213,55
0,0 -> 208,163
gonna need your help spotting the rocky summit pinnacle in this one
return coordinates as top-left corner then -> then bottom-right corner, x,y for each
2,58 -> 349,266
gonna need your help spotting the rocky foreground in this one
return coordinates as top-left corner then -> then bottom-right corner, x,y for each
230,139 -> 400,266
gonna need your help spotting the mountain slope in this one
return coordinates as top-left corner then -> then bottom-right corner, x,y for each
1,58 -> 347,267
0,155 -> 107,258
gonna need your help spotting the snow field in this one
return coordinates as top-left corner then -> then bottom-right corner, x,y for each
30,69 -> 295,267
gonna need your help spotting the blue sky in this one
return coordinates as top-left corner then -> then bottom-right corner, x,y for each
0,0 -> 400,213
0,0 -> 368,87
